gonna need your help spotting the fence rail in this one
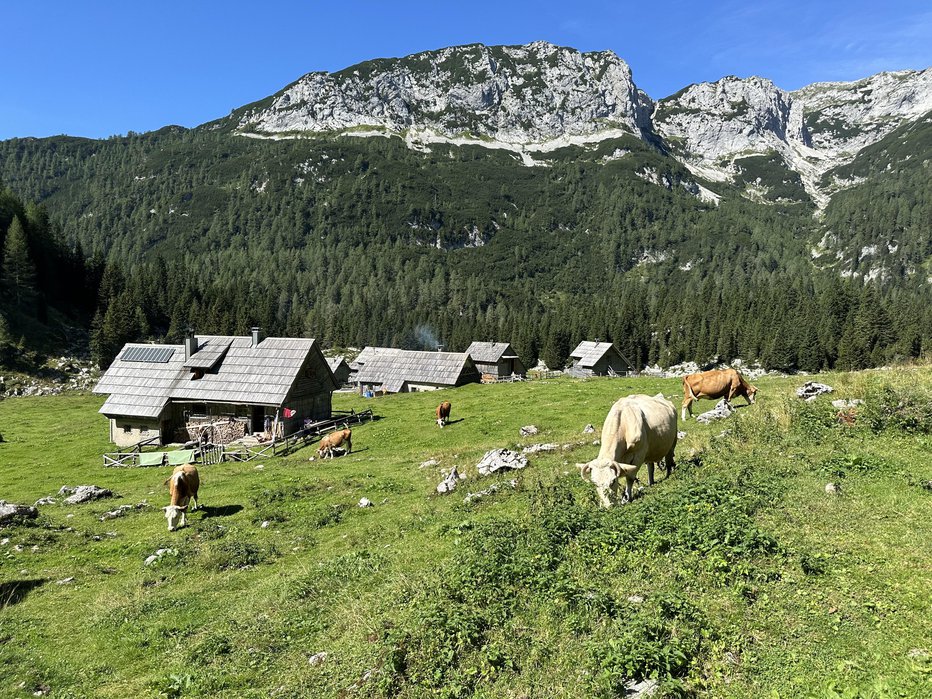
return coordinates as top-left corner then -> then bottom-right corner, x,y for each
103,409 -> 376,466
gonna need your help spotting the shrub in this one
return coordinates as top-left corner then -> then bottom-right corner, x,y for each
590,595 -> 709,691
861,384 -> 932,434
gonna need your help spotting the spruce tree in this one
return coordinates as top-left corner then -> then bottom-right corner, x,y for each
2,216 -> 37,311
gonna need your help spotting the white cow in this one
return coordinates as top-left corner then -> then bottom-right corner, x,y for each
577,393 -> 677,507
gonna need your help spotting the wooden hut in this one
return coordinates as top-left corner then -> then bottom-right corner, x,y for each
326,357 -> 351,386
93,328 -> 338,447
466,341 -> 527,381
566,341 -> 633,377
353,348 -> 481,394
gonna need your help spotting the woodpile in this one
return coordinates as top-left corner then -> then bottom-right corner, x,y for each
175,418 -> 248,445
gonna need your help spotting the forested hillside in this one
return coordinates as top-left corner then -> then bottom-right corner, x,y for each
0,111 -> 929,373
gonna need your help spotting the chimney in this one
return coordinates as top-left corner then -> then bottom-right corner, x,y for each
251,326 -> 265,347
184,328 -> 198,361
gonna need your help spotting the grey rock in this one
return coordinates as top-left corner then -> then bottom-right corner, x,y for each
436,467 -> 460,494
309,651 -> 328,666
522,443 -> 559,454
419,458 -> 440,468
797,382 -> 833,401
0,501 -> 38,524
463,479 -> 518,504
144,548 -> 177,566
358,498 -> 373,508
583,424 -> 596,434
696,399 -> 735,424
59,485 -> 113,504
825,482 -> 841,495
33,497 -> 56,506
476,448 -> 529,476
624,677 -> 659,699
519,425 -> 539,437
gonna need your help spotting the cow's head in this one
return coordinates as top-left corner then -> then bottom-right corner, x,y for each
577,459 -> 624,508
437,417 -> 445,428
746,384 -> 758,404
163,504 -> 187,531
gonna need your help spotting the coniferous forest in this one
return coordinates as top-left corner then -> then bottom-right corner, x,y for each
0,117 -> 929,373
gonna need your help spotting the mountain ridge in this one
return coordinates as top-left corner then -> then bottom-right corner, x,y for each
224,42 -> 931,208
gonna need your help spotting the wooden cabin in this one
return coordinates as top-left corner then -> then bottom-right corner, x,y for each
566,341 -> 633,377
466,341 -> 527,381
93,328 -> 338,447
352,347 -> 481,394
326,356 -> 351,386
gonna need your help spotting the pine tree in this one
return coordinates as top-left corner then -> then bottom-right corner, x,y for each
2,216 -> 37,311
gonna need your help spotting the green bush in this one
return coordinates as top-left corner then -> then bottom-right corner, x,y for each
861,384 -> 932,434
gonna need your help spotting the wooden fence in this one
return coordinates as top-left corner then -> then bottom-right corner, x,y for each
103,408 -> 375,466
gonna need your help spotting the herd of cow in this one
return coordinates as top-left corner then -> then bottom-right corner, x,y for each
161,369 -> 758,529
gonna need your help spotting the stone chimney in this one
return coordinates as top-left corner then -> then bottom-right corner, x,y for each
184,328 -> 198,361
251,327 -> 265,347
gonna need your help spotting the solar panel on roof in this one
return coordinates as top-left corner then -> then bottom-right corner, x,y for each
121,346 -> 174,363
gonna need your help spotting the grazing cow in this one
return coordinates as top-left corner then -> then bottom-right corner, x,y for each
681,368 -> 758,421
163,464 -> 200,531
436,401 -> 452,427
317,427 -> 352,459
577,394 -> 677,507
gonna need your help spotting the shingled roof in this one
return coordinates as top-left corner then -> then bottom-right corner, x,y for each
353,348 -> 479,392
466,341 -> 514,363
94,335 -> 337,419
569,341 -> 617,368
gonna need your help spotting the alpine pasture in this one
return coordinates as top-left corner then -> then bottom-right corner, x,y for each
1,370 -> 930,698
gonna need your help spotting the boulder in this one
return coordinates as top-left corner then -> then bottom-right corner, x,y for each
797,382 -> 833,401
436,467 -> 461,494
519,425 -> 539,437
0,501 -> 38,525
476,448 -> 528,476
583,424 -> 596,434
695,399 -> 735,424
58,485 -> 113,504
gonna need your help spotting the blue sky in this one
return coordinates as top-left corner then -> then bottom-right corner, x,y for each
2,1 -> 930,140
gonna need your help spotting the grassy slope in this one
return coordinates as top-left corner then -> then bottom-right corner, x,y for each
0,372 -> 930,698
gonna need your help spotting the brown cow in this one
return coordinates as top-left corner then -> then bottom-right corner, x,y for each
436,401 -> 452,427
163,464 -> 200,531
681,369 -> 758,421
317,428 -> 352,458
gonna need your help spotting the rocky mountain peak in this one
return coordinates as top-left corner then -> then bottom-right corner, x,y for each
234,42 -> 654,148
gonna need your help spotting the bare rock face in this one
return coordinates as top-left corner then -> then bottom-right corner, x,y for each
235,42 -> 654,147
0,501 -> 39,525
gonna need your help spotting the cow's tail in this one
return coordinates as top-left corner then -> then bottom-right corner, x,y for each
684,377 -> 699,402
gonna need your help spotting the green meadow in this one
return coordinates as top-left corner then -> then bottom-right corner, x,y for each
1,370 -> 930,698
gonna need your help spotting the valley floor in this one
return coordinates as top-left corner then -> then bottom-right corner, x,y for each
0,369 -> 930,697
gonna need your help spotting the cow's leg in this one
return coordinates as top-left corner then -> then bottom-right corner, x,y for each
646,461 -> 656,486
681,397 -> 692,422
664,449 -> 675,478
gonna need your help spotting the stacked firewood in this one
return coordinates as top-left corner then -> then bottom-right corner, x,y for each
177,419 -> 248,445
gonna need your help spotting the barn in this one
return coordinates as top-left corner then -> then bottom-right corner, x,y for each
352,347 -> 481,394
93,328 -> 338,447
566,341 -> 634,377
466,341 -> 527,381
